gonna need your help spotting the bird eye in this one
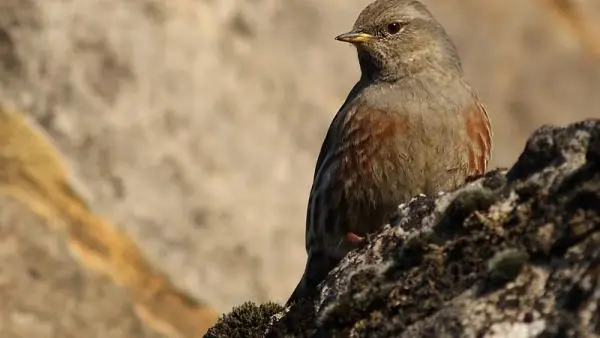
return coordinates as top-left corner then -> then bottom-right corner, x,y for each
386,22 -> 404,34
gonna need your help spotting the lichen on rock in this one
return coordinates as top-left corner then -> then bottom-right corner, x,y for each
207,119 -> 600,337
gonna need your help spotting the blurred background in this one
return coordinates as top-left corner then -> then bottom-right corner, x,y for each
0,0 -> 599,336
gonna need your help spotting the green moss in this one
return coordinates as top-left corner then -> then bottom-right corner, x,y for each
204,302 -> 284,338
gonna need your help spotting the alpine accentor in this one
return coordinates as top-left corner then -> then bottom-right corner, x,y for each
287,0 -> 492,304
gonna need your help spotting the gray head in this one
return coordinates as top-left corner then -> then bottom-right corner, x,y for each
336,0 -> 463,82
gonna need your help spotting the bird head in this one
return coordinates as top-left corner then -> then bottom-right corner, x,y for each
336,0 -> 463,81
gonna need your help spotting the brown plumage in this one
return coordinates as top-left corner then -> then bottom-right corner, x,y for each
287,0 -> 492,305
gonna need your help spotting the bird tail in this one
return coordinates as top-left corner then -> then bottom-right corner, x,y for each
285,250 -> 339,306
285,275 -> 308,306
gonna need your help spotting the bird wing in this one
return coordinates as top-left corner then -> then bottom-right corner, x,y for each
463,100 -> 492,175
304,103 -> 350,251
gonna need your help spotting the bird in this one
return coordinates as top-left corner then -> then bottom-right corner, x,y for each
286,0 -> 492,305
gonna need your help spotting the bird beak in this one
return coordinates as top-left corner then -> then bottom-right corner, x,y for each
335,31 -> 374,44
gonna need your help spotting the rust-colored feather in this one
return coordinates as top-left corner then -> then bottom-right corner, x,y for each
336,105 -> 409,189
464,101 -> 492,175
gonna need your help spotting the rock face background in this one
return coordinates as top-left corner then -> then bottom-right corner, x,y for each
0,0 -> 599,337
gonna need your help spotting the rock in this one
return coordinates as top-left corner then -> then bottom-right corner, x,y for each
208,119 -> 600,337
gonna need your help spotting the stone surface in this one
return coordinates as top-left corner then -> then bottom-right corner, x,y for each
207,120 -> 600,337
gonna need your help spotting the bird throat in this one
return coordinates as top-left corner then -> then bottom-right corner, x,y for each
357,47 -> 461,83
357,48 -> 412,83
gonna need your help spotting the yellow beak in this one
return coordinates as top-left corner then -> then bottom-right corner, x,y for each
335,31 -> 374,44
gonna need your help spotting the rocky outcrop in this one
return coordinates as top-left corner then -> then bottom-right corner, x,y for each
206,119 -> 600,337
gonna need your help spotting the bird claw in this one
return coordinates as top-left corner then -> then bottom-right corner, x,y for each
346,232 -> 365,244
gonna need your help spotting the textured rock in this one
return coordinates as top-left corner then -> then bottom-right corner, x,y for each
207,120 -> 600,337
